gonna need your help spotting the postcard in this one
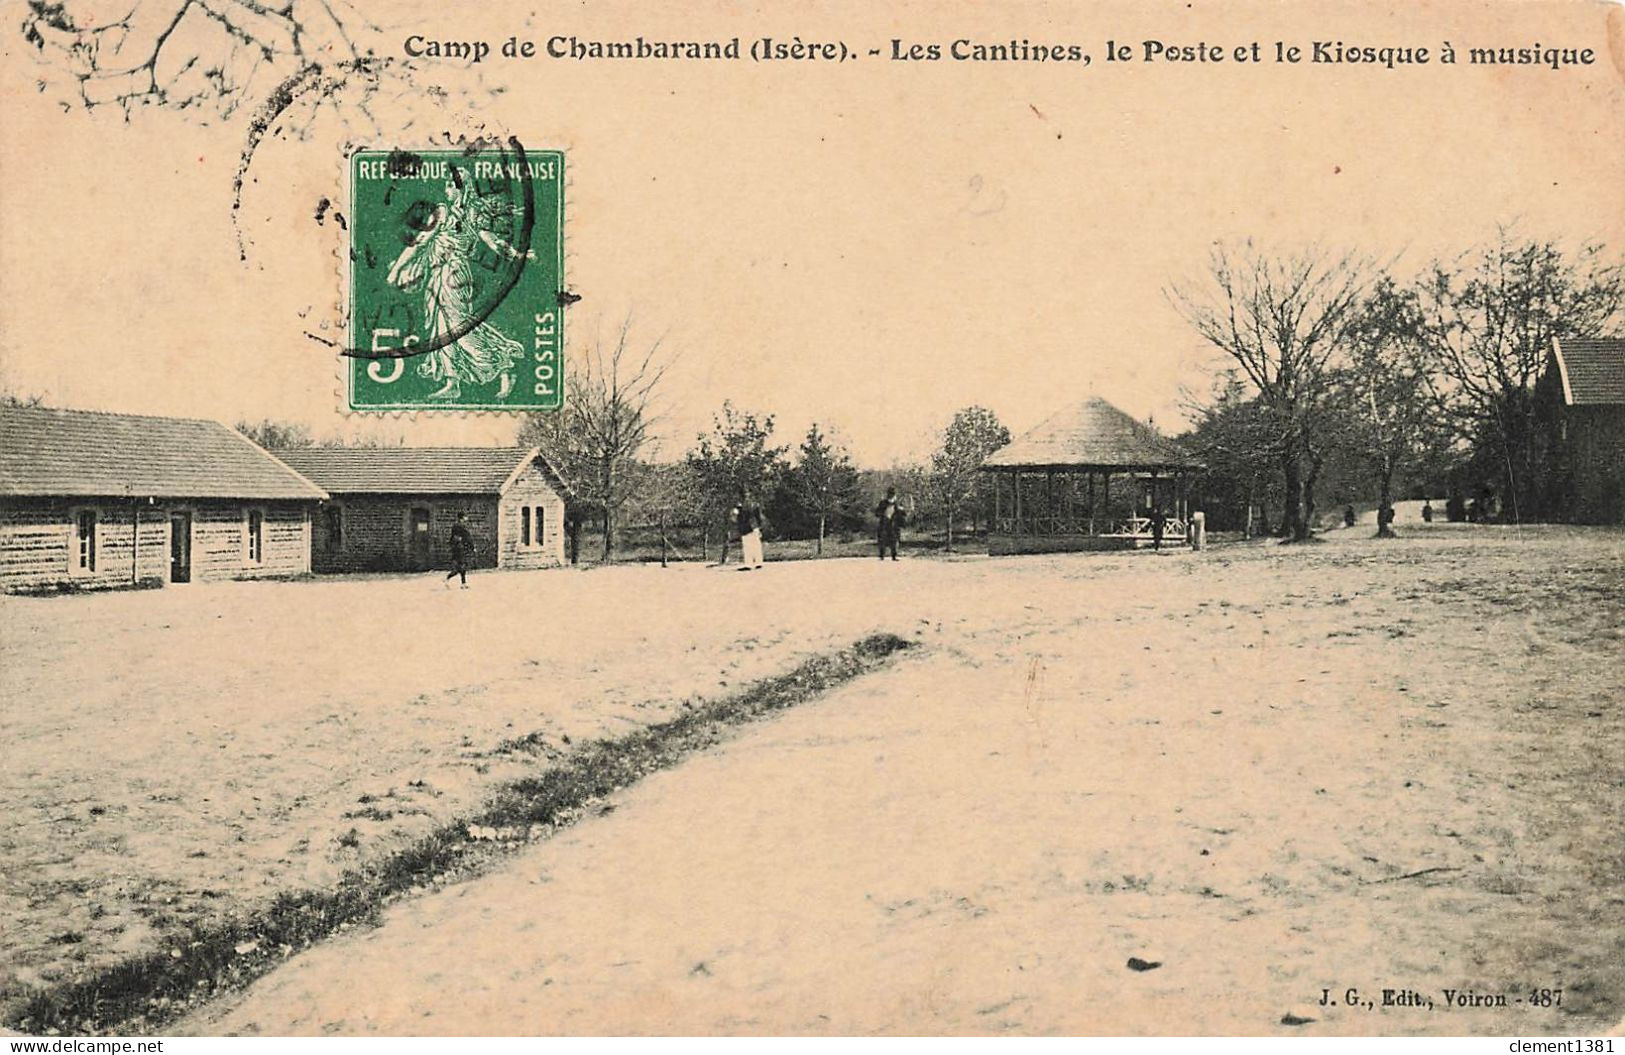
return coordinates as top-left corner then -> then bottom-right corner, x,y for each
1,0 -> 1621,1039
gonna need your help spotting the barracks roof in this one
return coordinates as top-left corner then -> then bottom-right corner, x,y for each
272,447 -> 567,496
982,397 -> 1198,471
1551,338 -> 1625,406
0,405 -> 327,500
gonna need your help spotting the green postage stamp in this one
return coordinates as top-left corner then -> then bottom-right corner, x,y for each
346,144 -> 564,411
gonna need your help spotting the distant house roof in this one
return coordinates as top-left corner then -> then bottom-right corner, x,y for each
982,397 -> 1198,471
1551,337 -> 1625,406
273,447 -> 568,496
0,405 -> 327,500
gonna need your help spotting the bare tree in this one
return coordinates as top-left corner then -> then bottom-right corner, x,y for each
21,0 -> 382,118
235,417 -> 406,449
1412,231 -> 1624,520
1332,279 -> 1441,538
235,418 -> 314,449
520,316 -> 673,562
0,367 -> 47,408
20,1 -> 500,262
1170,241 -> 1376,541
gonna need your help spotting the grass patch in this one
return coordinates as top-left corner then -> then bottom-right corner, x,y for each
7,632 -> 914,1037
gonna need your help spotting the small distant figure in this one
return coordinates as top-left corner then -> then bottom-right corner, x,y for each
1446,491 -> 1466,523
1421,500 -> 1434,523
1149,506 -> 1168,551
875,487 -> 905,561
734,496 -> 765,571
1343,505 -> 1357,528
1378,504 -> 1396,536
446,512 -> 473,589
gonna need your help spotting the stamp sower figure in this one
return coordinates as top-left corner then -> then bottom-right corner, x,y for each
874,487 -> 905,561
387,168 -> 536,401
735,496 -> 765,571
446,512 -> 474,589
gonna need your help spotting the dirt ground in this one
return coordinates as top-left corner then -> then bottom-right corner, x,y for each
3,520 -> 1622,1035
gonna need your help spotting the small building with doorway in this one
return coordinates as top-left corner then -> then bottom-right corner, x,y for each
981,397 -> 1199,554
272,447 -> 569,574
0,405 -> 326,591
1539,337 -> 1625,524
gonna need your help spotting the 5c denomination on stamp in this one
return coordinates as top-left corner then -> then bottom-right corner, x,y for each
346,141 -> 564,411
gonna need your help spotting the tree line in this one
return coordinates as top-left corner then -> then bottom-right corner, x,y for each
1171,230 -> 1623,539
496,315 -> 1014,560
200,227 -> 1625,556
519,381 -> 1014,562
217,321 -> 1009,562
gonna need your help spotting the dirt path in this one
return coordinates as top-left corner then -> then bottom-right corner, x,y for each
159,526 -> 1622,1036
1,560 -> 898,996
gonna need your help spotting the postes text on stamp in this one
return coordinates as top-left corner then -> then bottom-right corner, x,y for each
347,143 -> 564,411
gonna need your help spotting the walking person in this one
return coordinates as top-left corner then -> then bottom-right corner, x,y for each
445,512 -> 474,589
735,495 -> 765,571
875,487 -> 904,561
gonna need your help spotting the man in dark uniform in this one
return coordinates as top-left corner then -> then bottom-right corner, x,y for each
1150,506 -> 1168,551
874,487 -> 904,561
446,512 -> 474,589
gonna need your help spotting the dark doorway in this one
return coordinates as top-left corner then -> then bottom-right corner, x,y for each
169,512 -> 192,584
408,507 -> 433,571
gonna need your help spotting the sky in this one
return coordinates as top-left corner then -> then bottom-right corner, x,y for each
1,0 -> 1622,466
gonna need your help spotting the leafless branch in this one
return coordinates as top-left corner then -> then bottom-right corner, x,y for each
20,0 -> 393,118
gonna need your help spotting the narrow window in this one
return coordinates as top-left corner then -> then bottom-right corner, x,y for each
76,510 -> 97,572
521,507 -> 532,547
326,506 -> 343,551
247,509 -> 264,563
534,505 -> 545,545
